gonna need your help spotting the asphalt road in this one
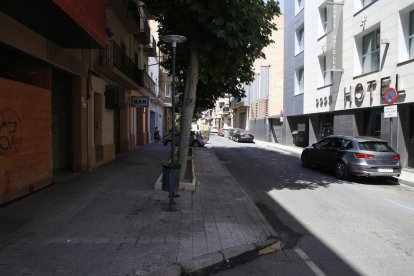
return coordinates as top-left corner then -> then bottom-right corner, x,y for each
207,135 -> 414,276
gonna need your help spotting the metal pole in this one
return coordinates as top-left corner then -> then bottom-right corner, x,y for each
171,43 -> 176,165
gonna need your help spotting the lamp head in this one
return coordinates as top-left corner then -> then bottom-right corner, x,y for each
162,35 -> 187,47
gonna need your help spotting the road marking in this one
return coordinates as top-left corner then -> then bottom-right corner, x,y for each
385,199 -> 414,213
400,183 -> 414,189
294,247 -> 327,276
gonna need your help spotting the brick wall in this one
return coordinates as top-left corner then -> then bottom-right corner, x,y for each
0,78 -> 52,205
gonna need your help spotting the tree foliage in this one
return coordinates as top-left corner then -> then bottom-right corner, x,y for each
145,0 -> 280,111
144,0 -> 280,178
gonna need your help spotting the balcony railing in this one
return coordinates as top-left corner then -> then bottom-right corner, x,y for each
93,41 -> 156,96
137,9 -> 151,44
94,41 -> 142,85
142,71 -> 156,95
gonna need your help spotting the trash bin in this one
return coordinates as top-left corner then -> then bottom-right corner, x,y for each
162,163 -> 181,192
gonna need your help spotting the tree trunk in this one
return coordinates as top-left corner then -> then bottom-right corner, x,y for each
178,42 -> 199,180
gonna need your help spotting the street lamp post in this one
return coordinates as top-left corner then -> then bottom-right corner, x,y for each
161,35 -> 186,210
162,35 -> 187,164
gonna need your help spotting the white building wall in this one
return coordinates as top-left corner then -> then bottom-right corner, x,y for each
303,0 -> 414,115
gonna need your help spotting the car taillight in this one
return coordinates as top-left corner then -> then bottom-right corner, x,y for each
354,153 -> 375,159
392,154 -> 400,160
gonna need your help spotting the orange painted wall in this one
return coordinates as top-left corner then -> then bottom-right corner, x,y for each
0,78 -> 52,205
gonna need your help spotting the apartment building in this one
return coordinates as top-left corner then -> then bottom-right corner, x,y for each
0,1 -> 162,205
230,15 -> 284,142
284,0 -> 414,170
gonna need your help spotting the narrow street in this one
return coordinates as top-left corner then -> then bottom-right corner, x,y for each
208,135 -> 414,276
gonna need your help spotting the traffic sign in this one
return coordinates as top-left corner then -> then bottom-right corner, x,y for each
383,88 -> 398,105
384,105 -> 397,118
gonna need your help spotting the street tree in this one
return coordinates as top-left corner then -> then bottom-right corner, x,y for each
145,0 -> 280,179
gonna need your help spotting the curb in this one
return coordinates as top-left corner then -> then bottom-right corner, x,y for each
179,238 -> 281,275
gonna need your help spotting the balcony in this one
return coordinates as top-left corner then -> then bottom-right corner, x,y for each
136,16 -> 151,45
216,107 -> 230,116
0,0 -> 105,48
230,98 -> 249,109
93,41 -> 155,96
143,36 -> 157,57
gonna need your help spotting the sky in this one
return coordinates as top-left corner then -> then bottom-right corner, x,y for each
278,0 -> 284,13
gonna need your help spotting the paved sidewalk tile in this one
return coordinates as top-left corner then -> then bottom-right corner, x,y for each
0,144 -> 276,275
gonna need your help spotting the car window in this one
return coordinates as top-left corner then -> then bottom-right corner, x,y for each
342,139 -> 353,150
317,137 -> 332,148
358,142 -> 394,152
329,138 -> 343,148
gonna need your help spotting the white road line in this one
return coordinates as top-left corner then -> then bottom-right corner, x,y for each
294,247 -> 327,276
385,199 -> 414,213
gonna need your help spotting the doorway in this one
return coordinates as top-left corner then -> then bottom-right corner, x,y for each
94,93 -> 103,162
51,70 -> 73,170
114,109 -> 121,153
408,106 -> 414,168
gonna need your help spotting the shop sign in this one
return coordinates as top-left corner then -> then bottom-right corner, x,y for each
132,96 -> 149,108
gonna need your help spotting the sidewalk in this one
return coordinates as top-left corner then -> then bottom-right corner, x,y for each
254,139 -> 414,187
0,144 -> 277,275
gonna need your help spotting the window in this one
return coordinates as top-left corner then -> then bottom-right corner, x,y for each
363,0 -> 376,8
410,11 -> 414,59
342,139 -> 354,150
165,84 -> 172,98
320,55 -> 333,86
296,27 -> 304,54
296,67 -> 304,94
362,29 -> 380,73
296,0 -> 304,15
320,5 -> 328,35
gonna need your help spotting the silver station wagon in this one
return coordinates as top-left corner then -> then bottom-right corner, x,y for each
301,135 -> 402,180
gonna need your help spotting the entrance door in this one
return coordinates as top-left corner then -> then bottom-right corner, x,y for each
409,106 -> 414,168
114,110 -> 121,153
51,70 -> 72,170
150,111 -> 156,142
94,93 -> 103,162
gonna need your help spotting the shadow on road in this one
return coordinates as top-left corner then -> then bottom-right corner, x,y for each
210,140 -> 362,275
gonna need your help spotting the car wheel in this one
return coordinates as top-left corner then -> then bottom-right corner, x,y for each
335,161 -> 350,180
192,141 -> 200,147
301,153 -> 310,168
165,140 -> 171,146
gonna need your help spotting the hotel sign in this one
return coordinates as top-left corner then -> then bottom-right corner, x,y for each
326,1 -> 344,71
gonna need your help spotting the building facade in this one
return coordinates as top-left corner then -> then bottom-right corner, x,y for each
283,0 -> 414,170
230,15 -> 284,142
0,1 -> 163,205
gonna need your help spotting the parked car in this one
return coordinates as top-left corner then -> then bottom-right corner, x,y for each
301,135 -> 402,180
232,129 -> 254,143
209,126 -> 219,134
228,128 -> 238,140
162,131 -> 206,147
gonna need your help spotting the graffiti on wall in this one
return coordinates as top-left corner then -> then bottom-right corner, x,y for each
0,108 -> 22,156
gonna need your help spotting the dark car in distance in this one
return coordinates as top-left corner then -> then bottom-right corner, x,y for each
301,135 -> 401,180
162,131 -> 206,147
232,129 -> 254,143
